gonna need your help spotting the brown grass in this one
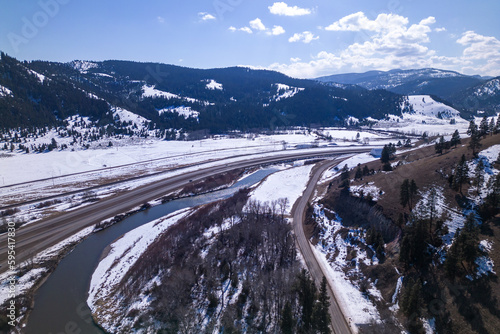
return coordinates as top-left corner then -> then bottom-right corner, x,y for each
352,134 -> 500,223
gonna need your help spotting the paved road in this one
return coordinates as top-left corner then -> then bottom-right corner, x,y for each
292,159 -> 352,334
0,147 -> 371,275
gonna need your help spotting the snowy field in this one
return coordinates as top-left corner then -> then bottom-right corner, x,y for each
246,163 -> 314,215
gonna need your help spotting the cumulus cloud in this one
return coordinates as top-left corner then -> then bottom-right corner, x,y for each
456,31 -> 500,75
288,31 -> 319,43
250,18 -> 266,31
229,26 -> 253,34
268,25 -> 286,36
198,12 -> 216,21
269,2 -> 312,16
267,13 -> 455,78
231,19 -> 285,37
457,31 -> 500,60
266,13 -> 498,78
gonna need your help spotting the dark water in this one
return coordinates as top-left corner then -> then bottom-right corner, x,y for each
24,168 -> 278,334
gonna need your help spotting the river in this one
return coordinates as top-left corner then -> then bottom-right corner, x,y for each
24,168 -> 279,334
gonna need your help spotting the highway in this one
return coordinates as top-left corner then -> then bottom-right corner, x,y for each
0,147 -> 370,289
292,159 -> 352,334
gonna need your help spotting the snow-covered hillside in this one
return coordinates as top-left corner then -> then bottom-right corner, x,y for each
404,95 -> 460,119
272,83 -> 305,101
142,84 -> 212,105
70,60 -> 99,73
474,78 -> 500,97
158,106 -> 199,120
372,95 -> 468,136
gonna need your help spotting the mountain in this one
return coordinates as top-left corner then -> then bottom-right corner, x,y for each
317,68 -> 488,110
447,77 -> 500,117
0,53 -> 408,133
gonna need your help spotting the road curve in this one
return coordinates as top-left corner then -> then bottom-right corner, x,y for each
0,147 -> 372,275
292,159 -> 351,334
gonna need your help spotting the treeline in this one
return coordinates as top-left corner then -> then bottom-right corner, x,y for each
93,190 -> 332,333
2,53 -> 409,134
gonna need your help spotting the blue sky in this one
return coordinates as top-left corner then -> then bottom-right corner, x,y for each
1,0 -> 499,78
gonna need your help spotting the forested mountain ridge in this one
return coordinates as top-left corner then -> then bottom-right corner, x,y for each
0,53 -> 407,132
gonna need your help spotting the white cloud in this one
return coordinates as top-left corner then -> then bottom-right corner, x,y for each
269,2 -> 312,16
250,18 -> 266,31
457,31 -> 500,60
266,13 -> 499,78
239,26 -> 253,34
229,26 -> 253,34
288,31 -> 319,43
231,20 -> 284,37
157,16 -> 165,24
199,12 -> 216,21
456,31 -> 500,76
268,25 -> 286,36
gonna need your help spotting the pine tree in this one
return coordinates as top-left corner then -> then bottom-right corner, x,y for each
453,154 -> 469,193
435,136 -> 444,155
401,278 -> 424,317
489,118 -> 495,135
312,276 -> 332,334
473,159 -> 485,196
467,119 -> 477,136
479,116 -> 489,136
400,179 -> 410,209
496,114 -> 500,133
340,164 -> 350,190
354,164 -> 363,180
409,179 -> 418,209
468,128 -> 482,157
444,236 -> 460,278
450,129 -> 461,148
281,301 -> 294,334
381,145 -> 391,163
427,187 -> 438,224
459,213 -> 480,271
297,270 -> 317,332
362,165 -> 370,176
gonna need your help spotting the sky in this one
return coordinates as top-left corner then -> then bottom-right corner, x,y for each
0,0 -> 499,78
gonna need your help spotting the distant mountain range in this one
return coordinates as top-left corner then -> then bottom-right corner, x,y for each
0,52 -> 498,134
316,68 -> 500,117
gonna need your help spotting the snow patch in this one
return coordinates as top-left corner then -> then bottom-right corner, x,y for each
71,60 -> 98,73
27,69 -> 46,83
272,83 -> 305,101
205,79 -> 223,90
158,106 -> 199,120
142,84 -> 179,100
350,182 -> 383,201
0,85 -> 13,97
112,106 -> 150,129
142,84 -> 212,105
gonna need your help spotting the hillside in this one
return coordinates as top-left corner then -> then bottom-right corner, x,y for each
313,128 -> 500,333
316,68 -> 496,116
448,77 -> 500,117
0,53 -> 407,134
